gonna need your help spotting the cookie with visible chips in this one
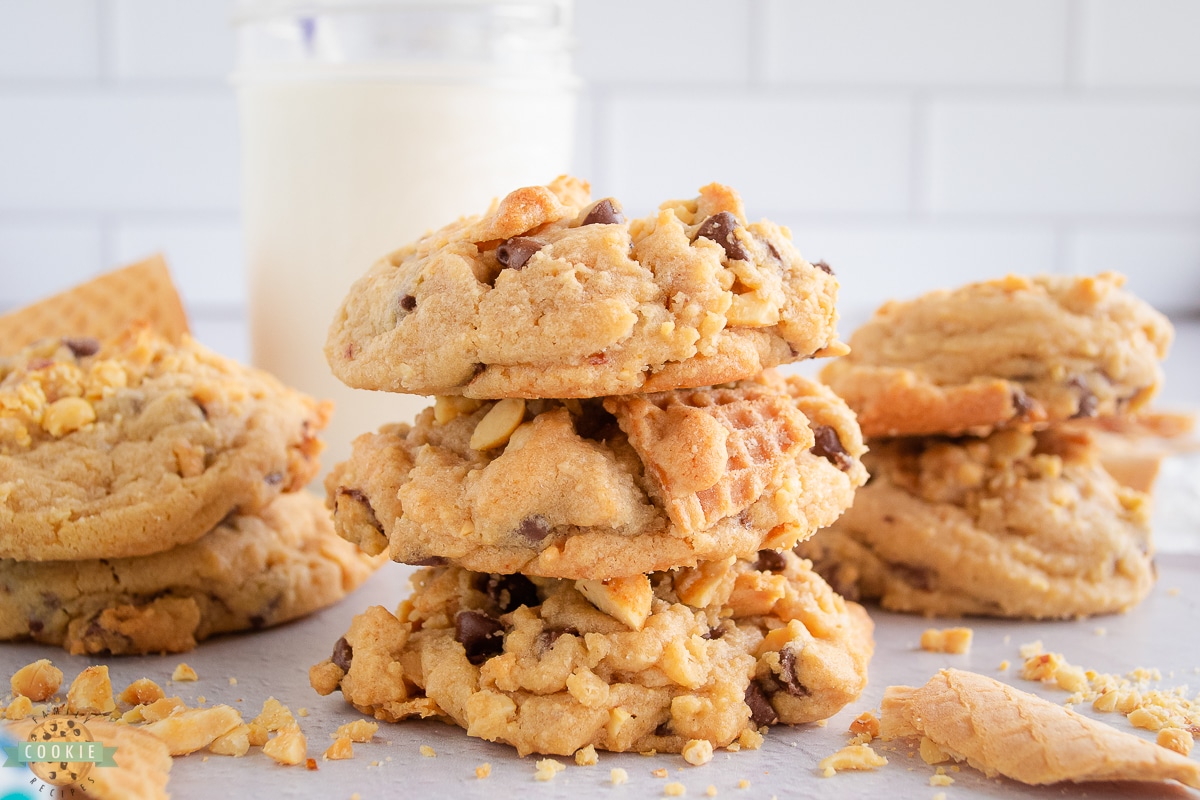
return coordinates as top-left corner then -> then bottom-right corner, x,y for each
309,550 -> 873,756
326,176 -> 845,399
821,273 -> 1173,438
327,371 -> 866,579
0,324 -> 330,561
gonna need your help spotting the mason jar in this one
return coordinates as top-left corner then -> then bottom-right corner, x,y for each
234,0 -> 576,474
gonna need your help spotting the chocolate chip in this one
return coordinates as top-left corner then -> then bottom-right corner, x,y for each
694,211 -> 750,261
582,198 -> 624,226
399,294 -> 417,312
1069,377 -> 1099,419
890,562 -> 935,591
811,425 -> 852,470
331,636 -> 353,671
338,487 -> 385,535
777,647 -> 809,697
264,471 -> 284,486
496,236 -> 545,270
765,240 -> 782,261
755,549 -> 786,573
485,573 -> 540,613
654,720 -> 672,737
404,556 -> 449,567
28,619 -> 44,635
516,515 -> 551,542
586,352 -> 608,365
454,610 -> 505,665
702,624 -> 726,641
813,260 -> 833,275
535,626 -> 578,655
1012,390 -> 1037,418
744,681 -> 778,726
62,337 -> 100,358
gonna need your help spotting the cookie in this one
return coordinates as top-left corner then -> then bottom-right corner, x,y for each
0,492 -> 382,655
821,273 -> 1173,438
309,550 -> 873,756
795,427 -> 1154,618
326,176 -> 845,399
328,372 -> 866,579
0,324 -> 331,561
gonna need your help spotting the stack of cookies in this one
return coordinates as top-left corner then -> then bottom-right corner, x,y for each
802,273 -> 1174,619
0,270 -> 382,655
311,177 -> 875,756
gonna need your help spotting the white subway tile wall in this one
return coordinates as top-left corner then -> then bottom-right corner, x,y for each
0,0 -> 1197,370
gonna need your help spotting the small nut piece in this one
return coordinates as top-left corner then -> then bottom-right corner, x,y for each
470,399 -> 526,450
66,665 -> 115,714
818,743 -> 888,778
919,627 -> 973,655
262,725 -> 307,766
434,395 -> 483,425
576,575 -> 653,631
726,291 -> 778,327
41,397 -> 96,437
1157,727 -> 1194,756
11,659 -> 63,701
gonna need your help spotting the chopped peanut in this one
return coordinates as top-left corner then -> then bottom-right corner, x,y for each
11,659 -> 63,701
920,627 -> 973,655
324,737 -> 354,760
120,678 -> 165,706
67,665 -> 115,714
262,725 -> 307,766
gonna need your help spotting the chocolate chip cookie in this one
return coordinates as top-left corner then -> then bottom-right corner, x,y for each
821,273 -> 1173,438
309,551 -> 873,756
0,324 -> 330,561
795,427 -> 1155,618
0,492 -> 382,655
327,372 -> 866,579
326,176 -> 845,399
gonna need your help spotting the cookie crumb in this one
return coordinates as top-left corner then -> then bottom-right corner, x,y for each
998,660 -> 1010,671
665,782 -> 686,796
932,793 -> 946,800
574,744 -> 598,766
534,758 -> 565,781
196,695 -> 206,705
306,757 -> 318,771
172,663 -> 198,682
229,677 -> 238,686
324,737 -> 354,760
1167,587 -> 1180,596
737,728 -> 763,750
298,707 -> 309,717
611,768 -> 629,785
930,766 -> 954,786
848,711 -> 880,744
334,720 -> 378,743
210,724 -> 252,757
67,665 -> 115,714
10,659 -> 62,701
4,695 -> 33,720
419,745 -> 436,758
653,768 -> 669,778
254,697 -> 296,731
920,627 -> 972,654
262,726 -> 307,766
737,779 -> 750,789
1094,627 -> 1107,636
1156,728 -> 1193,756
475,762 -> 492,778
1018,640 -> 1042,658
819,744 -> 888,777
705,786 -> 717,797
682,739 -> 714,766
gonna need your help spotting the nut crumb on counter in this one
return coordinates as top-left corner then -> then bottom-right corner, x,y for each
419,745 -> 436,758
534,758 -> 565,781
610,767 -> 629,785
172,663 -> 198,682
574,744 -> 598,766
819,743 -> 888,777
919,627 -> 973,654
475,762 -> 492,778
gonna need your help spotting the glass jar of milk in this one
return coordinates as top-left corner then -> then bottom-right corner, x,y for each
235,0 -> 576,475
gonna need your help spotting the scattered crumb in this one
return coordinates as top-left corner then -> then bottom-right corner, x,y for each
10,659 -> 63,701
1018,640 -> 1043,659
254,697 -> 296,732
1003,635 -> 1011,645
202,756 -> 209,763
726,742 -> 740,752
66,665 -> 115,714
920,627 -> 973,655
611,767 -> 629,785
848,711 -> 881,744
210,724 -> 251,757
306,758 -> 318,771
475,762 -> 492,778
262,726 -> 307,766
298,708 -> 309,717
737,728 -> 763,750
814,719 -> 828,727
930,766 -> 954,786
324,737 -> 354,761
420,745 -> 436,758
534,758 -> 565,781
933,793 -> 946,800
706,786 -> 717,797
682,739 -> 713,766
334,720 -> 378,743
819,744 -> 888,778
1167,587 -> 1181,596
998,660 -> 1010,671
737,779 -> 750,789
653,768 -> 669,778
640,749 -> 658,756
574,744 -> 598,766
1094,627 -> 1107,636
4,695 -> 33,720
196,695 -> 206,705
1156,727 -> 1194,756
143,705 -> 245,756
229,677 -> 238,686
665,782 -> 686,796
172,663 -> 198,682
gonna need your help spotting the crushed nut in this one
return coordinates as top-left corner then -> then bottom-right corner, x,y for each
5,696 -> 33,720
470,398 -> 526,450
665,781 -> 687,796
143,705 -> 243,755
920,627 -> 973,655
534,758 -> 565,781
333,719 -> 378,742
210,724 -> 251,757
577,575 -> 653,630
262,725 -> 307,766
11,659 -> 62,701
172,663 -> 198,682
324,736 -> 354,760
818,744 -> 888,777
574,744 -> 598,766
475,762 -> 492,778
66,665 -> 116,714
611,767 -> 629,785
420,745 -> 436,757
253,697 -> 296,731
120,678 -> 165,706
682,739 -> 714,766
1157,727 -> 1194,756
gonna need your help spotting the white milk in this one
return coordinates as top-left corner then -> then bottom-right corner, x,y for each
240,77 -> 574,472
